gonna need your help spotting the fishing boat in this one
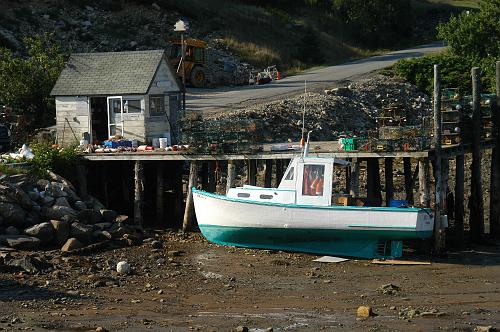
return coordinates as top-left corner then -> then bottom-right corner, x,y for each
192,135 -> 434,259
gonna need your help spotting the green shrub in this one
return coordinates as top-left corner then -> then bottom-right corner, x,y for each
29,143 -> 80,179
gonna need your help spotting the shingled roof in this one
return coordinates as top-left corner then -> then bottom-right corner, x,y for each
51,50 -> 166,96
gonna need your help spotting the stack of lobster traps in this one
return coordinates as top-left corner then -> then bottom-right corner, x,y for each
181,118 -> 264,154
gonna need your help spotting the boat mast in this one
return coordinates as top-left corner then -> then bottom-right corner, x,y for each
301,80 -> 307,149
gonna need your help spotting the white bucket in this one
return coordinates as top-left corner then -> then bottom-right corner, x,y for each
159,137 -> 169,148
152,138 -> 160,148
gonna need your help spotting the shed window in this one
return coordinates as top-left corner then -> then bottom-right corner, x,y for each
302,164 -> 325,196
150,95 -> 165,116
123,99 -> 142,113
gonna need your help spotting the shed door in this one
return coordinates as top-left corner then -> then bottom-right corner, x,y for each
107,96 -> 124,138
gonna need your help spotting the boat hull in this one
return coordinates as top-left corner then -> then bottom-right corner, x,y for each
193,189 -> 434,259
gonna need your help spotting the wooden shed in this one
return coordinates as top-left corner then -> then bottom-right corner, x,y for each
50,50 -> 181,146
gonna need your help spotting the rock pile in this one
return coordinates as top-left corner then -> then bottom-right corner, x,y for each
0,172 -> 139,253
184,75 -> 432,143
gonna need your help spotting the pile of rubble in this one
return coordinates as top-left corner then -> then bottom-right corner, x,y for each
185,75 -> 432,143
0,172 -> 140,253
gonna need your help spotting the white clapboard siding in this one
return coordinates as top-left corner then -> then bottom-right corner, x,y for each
56,96 -> 89,146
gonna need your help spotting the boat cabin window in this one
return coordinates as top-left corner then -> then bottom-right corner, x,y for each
237,193 -> 250,198
259,194 -> 273,199
284,167 -> 294,180
302,164 -> 325,196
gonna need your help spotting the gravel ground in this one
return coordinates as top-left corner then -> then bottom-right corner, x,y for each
1,230 -> 500,332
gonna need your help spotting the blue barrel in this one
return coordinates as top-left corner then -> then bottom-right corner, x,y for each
389,199 -> 408,208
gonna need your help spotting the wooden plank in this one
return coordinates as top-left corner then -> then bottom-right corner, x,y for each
248,159 -> 257,186
226,160 -> 236,194
403,157 -> 414,205
349,158 -> 360,197
418,158 -> 430,207
433,64 -> 445,254
490,61 -> 500,238
384,158 -> 394,207
454,154 -> 465,245
182,161 -> 199,232
469,67 -> 485,241
134,160 -> 144,227
371,259 -> 431,265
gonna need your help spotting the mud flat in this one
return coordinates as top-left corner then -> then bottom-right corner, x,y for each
0,231 -> 499,332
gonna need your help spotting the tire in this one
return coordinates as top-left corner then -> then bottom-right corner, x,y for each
190,66 -> 206,88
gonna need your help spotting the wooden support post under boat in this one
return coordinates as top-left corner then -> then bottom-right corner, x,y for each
349,158 -> 360,197
248,159 -> 257,186
490,61 -> 500,238
207,161 -> 216,193
403,157 -> 414,205
418,158 -> 430,207
367,158 -> 382,206
384,158 -> 394,206
442,157 -> 451,225
156,162 -> 165,224
345,159 -> 351,195
469,67 -> 485,241
433,64 -> 445,254
454,154 -> 465,246
275,159 -> 284,188
134,160 -> 144,227
75,163 -> 88,201
183,161 -> 199,232
226,160 -> 236,195
264,160 -> 273,188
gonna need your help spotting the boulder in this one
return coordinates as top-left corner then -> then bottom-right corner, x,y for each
28,191 -> 40,202
55,197 -> 71,208
93,230 -> 112,241
0,183 -> 33,209
115,215 -> 130,224
85,196 -> 106,211
108,223 -> 133,238
357,306 -> 374,318
36,179 -> 50,191
70,222 -> 94,243
40,195 -> 55,207
24,222 -> 54,244
50,220 -> 70,246
100,209 -> 117,223
77,209 -> 102,224
5,226 -> 20,235
42,205 -> 77,221
73,200 -> 87,211
0,202 -> 27,227
44,182 -> 68,198
94,222 -> 112,230
5,236 -> 41,250
4,256 -> 48,273
61,237 -> 84,252
25,212 -> 41,226
47,171 -> 76,192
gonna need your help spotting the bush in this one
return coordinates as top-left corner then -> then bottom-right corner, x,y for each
30,143 -> 79,179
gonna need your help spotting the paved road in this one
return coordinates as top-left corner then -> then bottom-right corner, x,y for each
186,42 -> 445,112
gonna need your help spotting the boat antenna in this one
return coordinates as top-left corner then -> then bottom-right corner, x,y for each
303,130 -> 313,158
301,80 -> 306,149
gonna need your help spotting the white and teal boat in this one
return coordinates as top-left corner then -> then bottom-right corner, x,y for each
193,141 -> 434,259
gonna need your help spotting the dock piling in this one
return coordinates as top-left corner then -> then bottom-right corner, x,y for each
226,160 -> 236,194
433,64 -> 445,254
183,161 -> 199,232
490,61 -> 500,238
384,157 -> 394,206
134,160 -> 144,227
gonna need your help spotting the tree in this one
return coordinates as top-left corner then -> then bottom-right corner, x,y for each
437,0 -> 500,61
0,34 -> 66,136
331,0 -> 413,49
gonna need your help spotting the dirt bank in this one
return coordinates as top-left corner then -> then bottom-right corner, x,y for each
1,231 -> 499,332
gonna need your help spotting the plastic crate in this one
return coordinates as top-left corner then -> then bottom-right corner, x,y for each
103,140 -> 132,148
